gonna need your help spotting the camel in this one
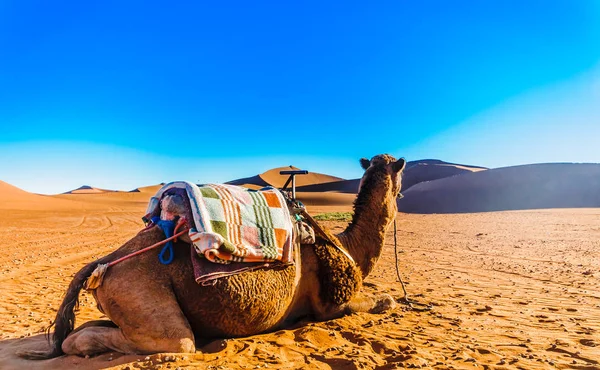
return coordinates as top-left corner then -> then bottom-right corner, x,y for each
22,154 -> 406,359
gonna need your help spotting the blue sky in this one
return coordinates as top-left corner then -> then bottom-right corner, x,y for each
1,1 -> 599,194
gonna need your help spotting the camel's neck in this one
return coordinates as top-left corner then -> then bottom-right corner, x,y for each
337,177 -> 397,278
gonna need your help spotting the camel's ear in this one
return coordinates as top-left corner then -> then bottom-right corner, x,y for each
360,158 -> 370,170
392,157 -> 406,173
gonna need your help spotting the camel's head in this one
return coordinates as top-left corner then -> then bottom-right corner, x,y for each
358,154 -> 406,199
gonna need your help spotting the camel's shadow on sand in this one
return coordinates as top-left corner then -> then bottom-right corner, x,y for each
0,334 -> 138,369
0,333 -> 246,370
1,323 -> 325,370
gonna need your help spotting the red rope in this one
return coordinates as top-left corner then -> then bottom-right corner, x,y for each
107,227 -> 189,268
173,217 -> 188,242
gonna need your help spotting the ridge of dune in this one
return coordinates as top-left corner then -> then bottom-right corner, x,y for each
399,162 -> 600,213
402,159 -> 487,191
0,180 -> 31,197
227,166 -> 344,189
64,185 -> 117,194
225,175 -> 271,189
294,159 -> 488,194
0,180 -> 87,210
406,158 -> 487,171
259,166 -> 344,188
55,184 -> 167,207
130,183 -> 165,193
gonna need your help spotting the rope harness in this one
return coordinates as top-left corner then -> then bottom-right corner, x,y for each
84,219 -> 189,290
107,226 -> 189,269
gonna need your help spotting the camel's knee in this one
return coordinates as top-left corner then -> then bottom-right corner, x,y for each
172,338 -> 196,353
62,326 -> 138,356
344,293 -> 396,315
369,293 -> 396,313
61,333 -> 76,355
62,328 -> 108,356
127,334 -> 196,354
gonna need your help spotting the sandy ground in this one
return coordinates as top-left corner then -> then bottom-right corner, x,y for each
0,193 -> 599,369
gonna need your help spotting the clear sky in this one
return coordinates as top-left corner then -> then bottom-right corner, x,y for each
1,1 -> 599,194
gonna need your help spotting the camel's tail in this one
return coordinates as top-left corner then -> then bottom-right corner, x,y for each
17,254 -> 113,360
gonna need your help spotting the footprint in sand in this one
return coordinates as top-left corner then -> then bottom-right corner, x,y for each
580,339 -> 597,347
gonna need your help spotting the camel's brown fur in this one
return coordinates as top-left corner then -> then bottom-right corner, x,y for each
313,233 -> 362,306
20,154 -> 406,359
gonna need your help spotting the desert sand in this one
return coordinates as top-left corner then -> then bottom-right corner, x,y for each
1,175 -> 599,369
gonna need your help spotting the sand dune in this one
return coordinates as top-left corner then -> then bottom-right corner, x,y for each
64,185 -> 116,195
128,184 -> 165,194
293,159 -> 486,194
402,159 -> 486,191
399,163 -> 600,213
0,180 -> 86,210
0,179 -> 33,200
406,159 -> 486,171
295,179 -> 360,194
260,166 -> 343,188
228,166 -> 343,189
225,174 -> 271,189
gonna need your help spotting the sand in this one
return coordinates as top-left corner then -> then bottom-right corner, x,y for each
0,180 -> 90,211
1,182 -> 599,369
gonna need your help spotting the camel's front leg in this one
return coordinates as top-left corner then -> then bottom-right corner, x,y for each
62,325 -> 137,356
313,293 -> 397,321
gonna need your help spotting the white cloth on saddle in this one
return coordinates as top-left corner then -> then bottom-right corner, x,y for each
148,181 -> 294,264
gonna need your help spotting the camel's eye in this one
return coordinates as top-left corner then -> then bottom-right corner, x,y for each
397,192 -> 404,199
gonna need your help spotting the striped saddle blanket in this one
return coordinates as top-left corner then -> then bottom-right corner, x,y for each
148,181 -> 294,265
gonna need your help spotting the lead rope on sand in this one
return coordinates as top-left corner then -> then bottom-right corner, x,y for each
394,218 -> 433,312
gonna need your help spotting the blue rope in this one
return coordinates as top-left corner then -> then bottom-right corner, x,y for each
156,218 -> 177,265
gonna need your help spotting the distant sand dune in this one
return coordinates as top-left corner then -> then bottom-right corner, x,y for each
293,159 -> 486,194
402,160 -> 486,191
225,174 -> 271,189
129,184 -> 165,194
0,180 -> 31,198
228,166 -> 343,189
295,179 -> 360,194
0,180 -> 86,210
295,191 -> 356,207
64,185 -> 116,194
399,163 -> 600,213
